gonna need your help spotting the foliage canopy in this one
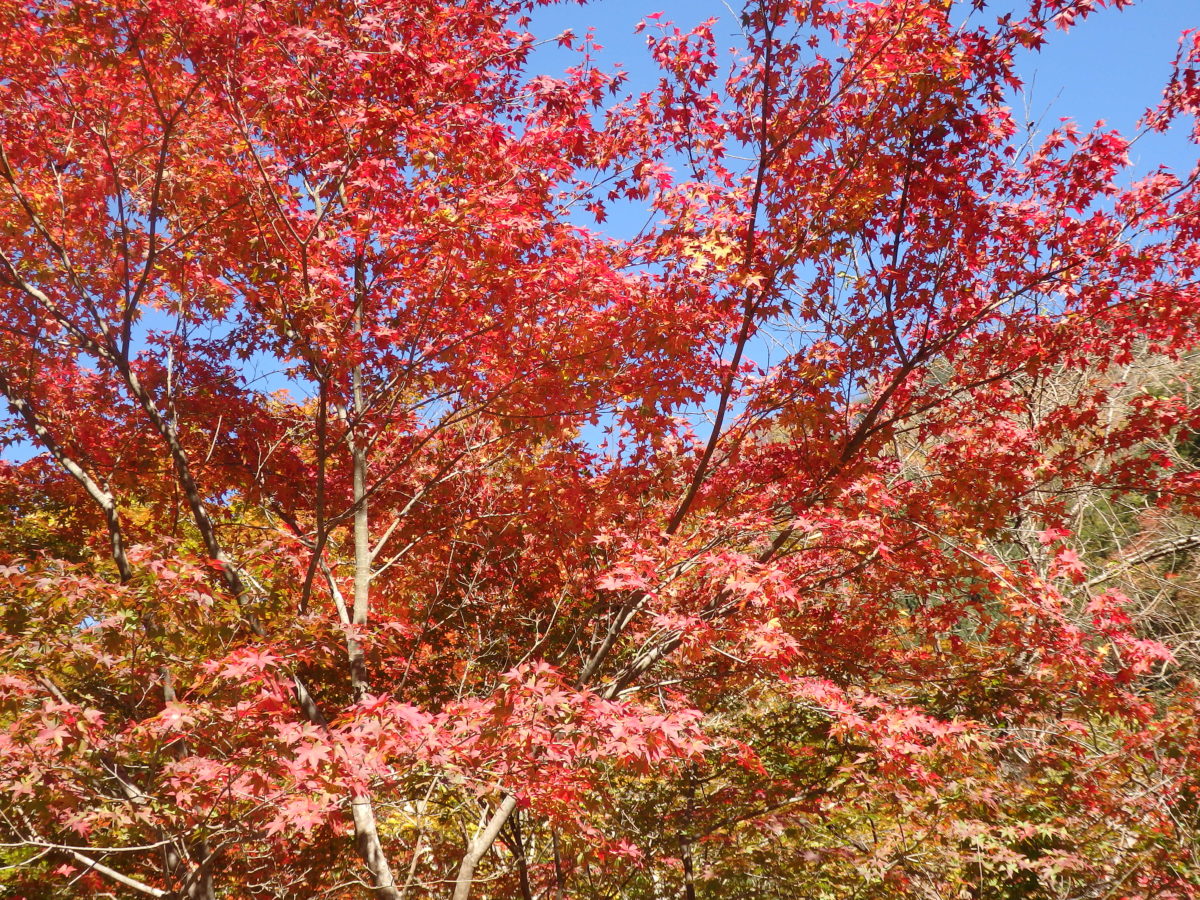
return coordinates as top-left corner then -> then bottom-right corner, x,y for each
1,0 -> 1200,897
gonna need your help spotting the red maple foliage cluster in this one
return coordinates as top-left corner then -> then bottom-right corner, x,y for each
1,0 -> 1199,897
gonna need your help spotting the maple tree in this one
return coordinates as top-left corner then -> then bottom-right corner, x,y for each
1,0 -> 1200,896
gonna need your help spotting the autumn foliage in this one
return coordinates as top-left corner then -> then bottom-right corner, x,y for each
2,0 -> 1200,896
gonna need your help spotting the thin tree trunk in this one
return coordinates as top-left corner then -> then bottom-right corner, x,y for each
0,382 -> 133,582
346,251 -> 400,900
452,795 -> 519,900
115,359 -> 252,611
552,829 -> 566,900
352,797 -> 400,900
349,251 -> 371,697
680,836 -> 696,900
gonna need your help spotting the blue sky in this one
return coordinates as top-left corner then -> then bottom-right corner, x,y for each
528,0 -> 1199,176
1022,0 -> 1197,173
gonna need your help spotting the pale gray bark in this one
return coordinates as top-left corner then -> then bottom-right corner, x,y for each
0,380 -> 133,583
345,252 -> 400,899
451,795 -> 519,900
67,849 -> 167,898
